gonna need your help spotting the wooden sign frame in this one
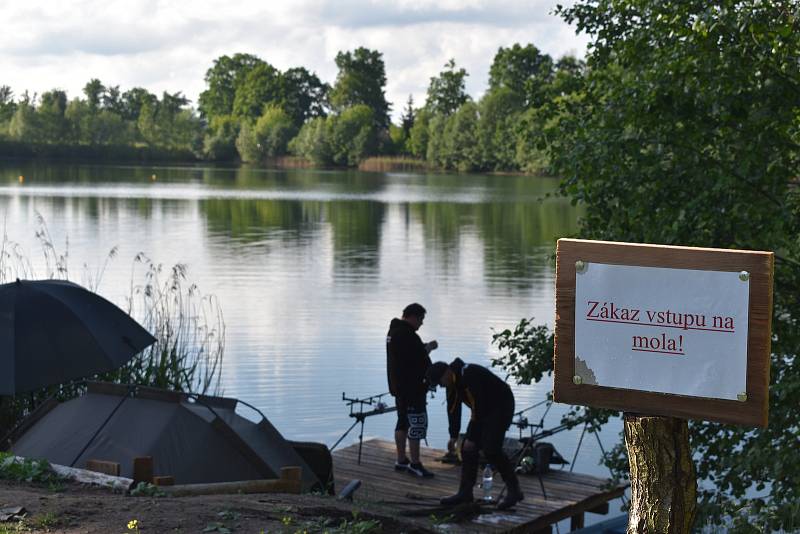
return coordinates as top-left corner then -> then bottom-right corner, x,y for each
554,239 -> 773,427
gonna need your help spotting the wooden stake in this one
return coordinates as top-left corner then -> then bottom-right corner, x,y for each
625,415 -> 696,533
133,456 -> 154,485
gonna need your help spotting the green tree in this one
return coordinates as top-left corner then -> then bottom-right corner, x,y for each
93,110 -> 130,145
513,106 -> 552,174
102,85 -> 125,115
64,98 -> 90,143
488,44 -> 554,108
235,105 -> 296,162
442,101 -> 480,171
328,104 -> 376,166
235,121 -> 259,162
232,61 -> 281,122
121,87 -> 157,122
478,87 -> 523,170
198,53 -> 264,121
425,113 -> 446,166
409,108 -> 431,159
0,86 -> 16,129
401,95 -> 415,138
388,124 -> 406,155
329,47 -> 390,129
83,79 -> 105,110
204,115 -> 240,161
496,1 -> 800,529
37,90 -> 69,143
547,56 -> 586,99
256,106 -> 296,156
425,59 -> 469,116
278,67 -> 329,127
289,116 -> 332,166
138,91 -> 200,150
8,102 -> 41,142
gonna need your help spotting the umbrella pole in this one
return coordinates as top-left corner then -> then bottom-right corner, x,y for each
69,387 -> 133,468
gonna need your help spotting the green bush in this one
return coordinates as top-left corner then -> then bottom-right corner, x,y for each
328,105 -> 376,166
254,105 -> 296,158
289,116 -> 332,166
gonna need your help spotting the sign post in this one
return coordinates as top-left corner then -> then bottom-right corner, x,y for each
553,239 -> 774,532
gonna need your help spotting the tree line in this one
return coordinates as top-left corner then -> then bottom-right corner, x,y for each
0,44 -> 582,172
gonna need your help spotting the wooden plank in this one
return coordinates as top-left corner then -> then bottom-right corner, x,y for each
525,486 -> 628,531
588,502 -> 610,515
332,465 -> 554,521
161,477 -> 301,496
2,398 -> 58,449
333,442 -> 613,503
333,461 -> 604,504
333,457 -> 592,506
332,440 -> 628,533
132,456 -> 153,484
554,238 -> 772,427
85,459 -> 120,477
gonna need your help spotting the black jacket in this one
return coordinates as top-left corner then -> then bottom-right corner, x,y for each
386,318 -> 432,401
445,358 -> 514,439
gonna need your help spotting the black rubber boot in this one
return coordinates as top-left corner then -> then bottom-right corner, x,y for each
495,455 -> 524,511
440,449 -> 478,506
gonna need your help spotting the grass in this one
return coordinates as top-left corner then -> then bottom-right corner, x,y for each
289,510 -> 383,534
31,513 -> 58,531
0,499 -> 60,532
129,482 -> 166,498
0,452 -> 62,487
357,156 -> 429,173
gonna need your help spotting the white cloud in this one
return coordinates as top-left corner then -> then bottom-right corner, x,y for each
0,0 -> 588,118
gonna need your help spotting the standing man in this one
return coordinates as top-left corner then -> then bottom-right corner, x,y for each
386,303 -> 438,477
426,358 -> 524,510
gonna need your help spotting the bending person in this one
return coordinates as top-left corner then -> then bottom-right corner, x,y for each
426,358 -> 524,510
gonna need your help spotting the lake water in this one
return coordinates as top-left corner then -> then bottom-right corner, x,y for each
0,161 -> 623,486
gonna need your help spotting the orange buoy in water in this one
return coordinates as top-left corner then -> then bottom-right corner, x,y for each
18,175 -> 24,183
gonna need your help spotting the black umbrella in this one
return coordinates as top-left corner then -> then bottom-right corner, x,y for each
0,279 -> 156,395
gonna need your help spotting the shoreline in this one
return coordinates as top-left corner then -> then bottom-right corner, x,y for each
0,151 -> 549,178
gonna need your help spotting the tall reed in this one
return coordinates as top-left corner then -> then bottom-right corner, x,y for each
0,214 -> 225,438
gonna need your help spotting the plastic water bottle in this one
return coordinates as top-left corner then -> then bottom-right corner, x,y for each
482,464 -> 493,502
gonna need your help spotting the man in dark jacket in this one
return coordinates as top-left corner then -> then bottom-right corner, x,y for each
426,358 -> 524,510
386,303 -> 438,477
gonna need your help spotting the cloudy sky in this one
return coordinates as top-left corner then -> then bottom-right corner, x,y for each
0,0 -> 588,120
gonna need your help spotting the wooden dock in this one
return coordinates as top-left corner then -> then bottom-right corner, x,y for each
332,439 -> 627,533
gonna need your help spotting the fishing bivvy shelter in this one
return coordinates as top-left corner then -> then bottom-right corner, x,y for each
5,382 -> 331,492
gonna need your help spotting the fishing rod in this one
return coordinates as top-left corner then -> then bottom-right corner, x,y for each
330,391 -> 397,465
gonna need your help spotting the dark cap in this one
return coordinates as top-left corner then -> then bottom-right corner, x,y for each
402,303 -> 426,319
426,361 -> 449,386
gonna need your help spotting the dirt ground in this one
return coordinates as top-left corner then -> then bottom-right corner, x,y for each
0,479 -> 435,534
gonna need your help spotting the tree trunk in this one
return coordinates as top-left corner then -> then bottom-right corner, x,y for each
625,414 -> 696,534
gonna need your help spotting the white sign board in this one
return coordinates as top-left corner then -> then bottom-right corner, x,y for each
574,262 -> 750,400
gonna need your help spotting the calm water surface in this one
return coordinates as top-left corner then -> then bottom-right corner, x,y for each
0,162 -> 622,482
